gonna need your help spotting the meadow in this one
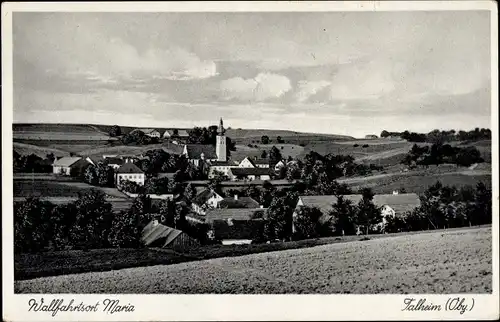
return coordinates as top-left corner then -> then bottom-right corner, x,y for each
15,227 -> 491,294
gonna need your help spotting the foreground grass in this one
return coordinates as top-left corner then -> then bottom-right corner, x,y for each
15,226 -> 492,294
15,225 -> 490,282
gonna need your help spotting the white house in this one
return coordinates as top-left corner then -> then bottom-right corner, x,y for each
132,128 -> 161,138
227,167 -> 271,181
115,162 -> 145,188
191,189 -> 224,215
163,129 -> 189,139
52,157 -> 86,176
292,193 -> 421,234
238,156 -> 269,168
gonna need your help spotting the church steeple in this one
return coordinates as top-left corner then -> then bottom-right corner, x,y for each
216,117 -> 227,162
218,117 -> 224,135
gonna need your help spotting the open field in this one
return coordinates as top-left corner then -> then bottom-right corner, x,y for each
13,142 -> 69,158
15,227 -> 492,293
232,143 -> 305,161
13,179 -> 128,199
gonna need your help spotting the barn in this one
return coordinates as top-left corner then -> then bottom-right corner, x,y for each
141,220 -> 200,252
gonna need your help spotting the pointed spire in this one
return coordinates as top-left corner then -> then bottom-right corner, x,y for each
218,117 -> 224,135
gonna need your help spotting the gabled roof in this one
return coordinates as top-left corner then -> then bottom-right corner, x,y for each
116,162 -> 144,174
53,157 -> 83,167
192,189 -> 221,205
133,128 -> 159,134
209,161 -> 237,166
185,144 -> 218,159
298,193 -> 421,216
373,193 -> 421,214
212,219 -> 265,240
141,220 -> 183,247
104,157 -> 124,165
86,156 -> 104,165
298,195 -> 363,215
205,208 -> 267,223
218,197 -> 260,209
229,167 -> 270,176
164,129 -> 190,137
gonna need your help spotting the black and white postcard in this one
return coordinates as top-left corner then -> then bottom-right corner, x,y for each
2,1 -> 498,321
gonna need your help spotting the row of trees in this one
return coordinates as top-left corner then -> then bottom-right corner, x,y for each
121,130 -> 159,145
402,143 -> 484,167
13,151 -> 54,173
381,128 -> 491,143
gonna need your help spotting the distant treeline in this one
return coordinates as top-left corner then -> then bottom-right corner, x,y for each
402,143 -> 484,167
381,128 -> 491,143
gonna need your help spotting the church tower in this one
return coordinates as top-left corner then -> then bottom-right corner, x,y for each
216,117 -> 227,162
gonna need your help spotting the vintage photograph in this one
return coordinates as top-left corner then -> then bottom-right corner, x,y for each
8,7 -> 494,296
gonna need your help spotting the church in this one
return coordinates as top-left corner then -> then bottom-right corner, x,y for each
182,118 -> 271,180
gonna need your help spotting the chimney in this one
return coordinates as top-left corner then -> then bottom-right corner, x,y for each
234,194 -> 238,200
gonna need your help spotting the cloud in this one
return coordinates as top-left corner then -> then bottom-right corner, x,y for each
295,80 -> 331,103
220,73 -> 292,101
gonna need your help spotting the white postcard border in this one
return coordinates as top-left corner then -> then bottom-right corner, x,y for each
2,1 -> 499,321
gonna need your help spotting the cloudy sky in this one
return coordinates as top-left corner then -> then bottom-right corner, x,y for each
13,11 -> 491,137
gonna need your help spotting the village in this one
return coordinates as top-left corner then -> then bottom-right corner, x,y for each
19,118 -> 426,249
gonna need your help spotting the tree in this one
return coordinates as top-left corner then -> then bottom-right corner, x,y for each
159,199 -> 176,227
269,146 -> 282,167
261,150 -> 268,159
14,198 -> 54,253
355,188 -> 382,235
261,135 -> 270,144
184,183 -> 197,201
108,209 -> 142,248
474,182 -> 492,225
109,125 -> 122,137
264,191 -> 298,241
50,203 -> 77,250
328,196 -> 357,236
69,189 -> 114,249
96,162 -> 114,187
293,206 -> 324,239
83,164 -> 99,185
130,194 -> 154,228
380,130 -> 390,138
277,136 -> 284,143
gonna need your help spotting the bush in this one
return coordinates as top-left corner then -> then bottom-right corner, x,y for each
353,144 -> 359,147
362,144 -> 369,148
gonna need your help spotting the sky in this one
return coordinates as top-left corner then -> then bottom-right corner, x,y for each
13,11 -> 492,138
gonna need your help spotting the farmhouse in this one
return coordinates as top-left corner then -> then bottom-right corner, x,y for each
52,157 -> 89,176
115,163 -> 145,188
131,128 -> 161,138
183,145 -> 218,166
292,192 -> 421,234
228,167 -> 271,181
191,189 -> 224,215
104,157 -> 124,169
238,156 -> 270,169
365,134 -> 378,139
141,220 -> 200,252
204,208 -> 267,245
163,129 -> 189,139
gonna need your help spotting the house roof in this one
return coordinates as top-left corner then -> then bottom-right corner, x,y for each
298,193 -> 421,216
209,161 -> 237,167
53,157 -> 83,167
116,162 -> 144,174
205,208 -> 267,223
192,189 -> 221,205
211,219 -> 265,240
86,156 -> 104,165
164,129 -> 190,137
298,195 -> 363,215
141,220 -> 183,247
373,193 -> 421,214
218,196 -> 260,209
230,167 -> 270,176
133,128 -> 159,134
185,144 -> 218,159
104,157 -> 124,165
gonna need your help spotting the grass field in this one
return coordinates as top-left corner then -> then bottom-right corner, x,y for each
13,142 -> 69,158
13,179 -> 128,199
15,227 -> 492,294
